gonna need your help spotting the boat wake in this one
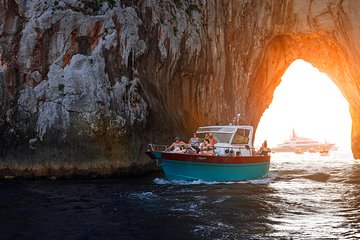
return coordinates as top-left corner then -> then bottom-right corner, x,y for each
153,178 -> 219,185
153,175 -> 275,185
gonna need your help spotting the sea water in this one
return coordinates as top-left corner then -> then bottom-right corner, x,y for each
1,151 -> 359,239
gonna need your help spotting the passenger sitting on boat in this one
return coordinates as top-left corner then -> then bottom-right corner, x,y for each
199,134 -> 208,150
205,133 -> 217,149
206,149 -> 215,156
167,137 -> 186,152
201,133 -> 209,145
203,133 -> 217,155
188,133 -> 200,153
203,133 -> 210,145
259,140 -> 271,156
208,133 -> 218,146
199,144 -> 213,156
184,146 -> 196,154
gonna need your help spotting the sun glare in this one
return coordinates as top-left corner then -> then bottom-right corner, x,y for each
255,59 -> 352,151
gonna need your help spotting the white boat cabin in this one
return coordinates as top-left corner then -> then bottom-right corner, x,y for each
196,125 -> 254,156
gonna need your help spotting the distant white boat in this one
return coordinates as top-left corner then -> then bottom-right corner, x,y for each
272,129 -> 335,153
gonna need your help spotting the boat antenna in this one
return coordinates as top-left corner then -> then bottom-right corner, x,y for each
236,113 -> 241,125
229,113 -> 242,125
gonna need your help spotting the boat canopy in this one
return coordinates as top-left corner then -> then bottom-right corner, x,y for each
196,126 -> 253,134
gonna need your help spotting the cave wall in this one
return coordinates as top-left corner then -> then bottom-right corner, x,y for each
0,0 -> 360,177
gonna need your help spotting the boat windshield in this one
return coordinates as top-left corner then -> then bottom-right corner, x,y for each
213,133 -> 233,143
196,132 -> 233,144
196,126 -> 254,144
196,127 -> 235,144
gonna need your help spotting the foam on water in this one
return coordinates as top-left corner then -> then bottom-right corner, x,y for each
178,188 -> 206,193
129,191 -> 157,200
193,221 -> 234,239
153,177 -> 218,185
153,176 -> 273,186
170,200 -> 206,213
212,195 -> 231,203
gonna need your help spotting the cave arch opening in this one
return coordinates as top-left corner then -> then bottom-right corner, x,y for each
254,59 -> 352,153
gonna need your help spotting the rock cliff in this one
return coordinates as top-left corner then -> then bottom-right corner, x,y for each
1,0 -> 360,177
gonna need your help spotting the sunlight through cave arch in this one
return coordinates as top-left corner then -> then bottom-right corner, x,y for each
254,59 -> 352,152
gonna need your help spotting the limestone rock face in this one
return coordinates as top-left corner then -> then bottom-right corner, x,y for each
1,0 -> 360,176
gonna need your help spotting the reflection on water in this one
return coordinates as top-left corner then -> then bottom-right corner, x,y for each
1,151 -> 360,239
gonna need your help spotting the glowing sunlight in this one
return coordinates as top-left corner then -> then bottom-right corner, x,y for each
255,59 -> 352,152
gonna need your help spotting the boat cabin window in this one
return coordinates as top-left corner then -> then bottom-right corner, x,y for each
232,129 -> 250,144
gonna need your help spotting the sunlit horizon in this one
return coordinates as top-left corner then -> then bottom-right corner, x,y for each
254,59 -> 352,152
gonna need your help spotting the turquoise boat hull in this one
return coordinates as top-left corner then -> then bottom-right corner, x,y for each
146,151 -> 270,181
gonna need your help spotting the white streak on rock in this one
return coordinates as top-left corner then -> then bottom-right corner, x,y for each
117,7 -> 147,66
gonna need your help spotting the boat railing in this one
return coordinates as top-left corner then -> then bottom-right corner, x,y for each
214,145 -> 257,150
147,143 -> 270,157
147,144 -> 170,152
148,143 -> 260,152
214,146 -> 260,155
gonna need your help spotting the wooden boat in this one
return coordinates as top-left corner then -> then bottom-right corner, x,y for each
145,125 -> 271,181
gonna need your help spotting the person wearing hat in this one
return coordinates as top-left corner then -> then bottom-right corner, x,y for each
166,136 -> 186,152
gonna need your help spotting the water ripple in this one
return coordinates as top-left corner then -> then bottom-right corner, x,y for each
1,150 -> 359,239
